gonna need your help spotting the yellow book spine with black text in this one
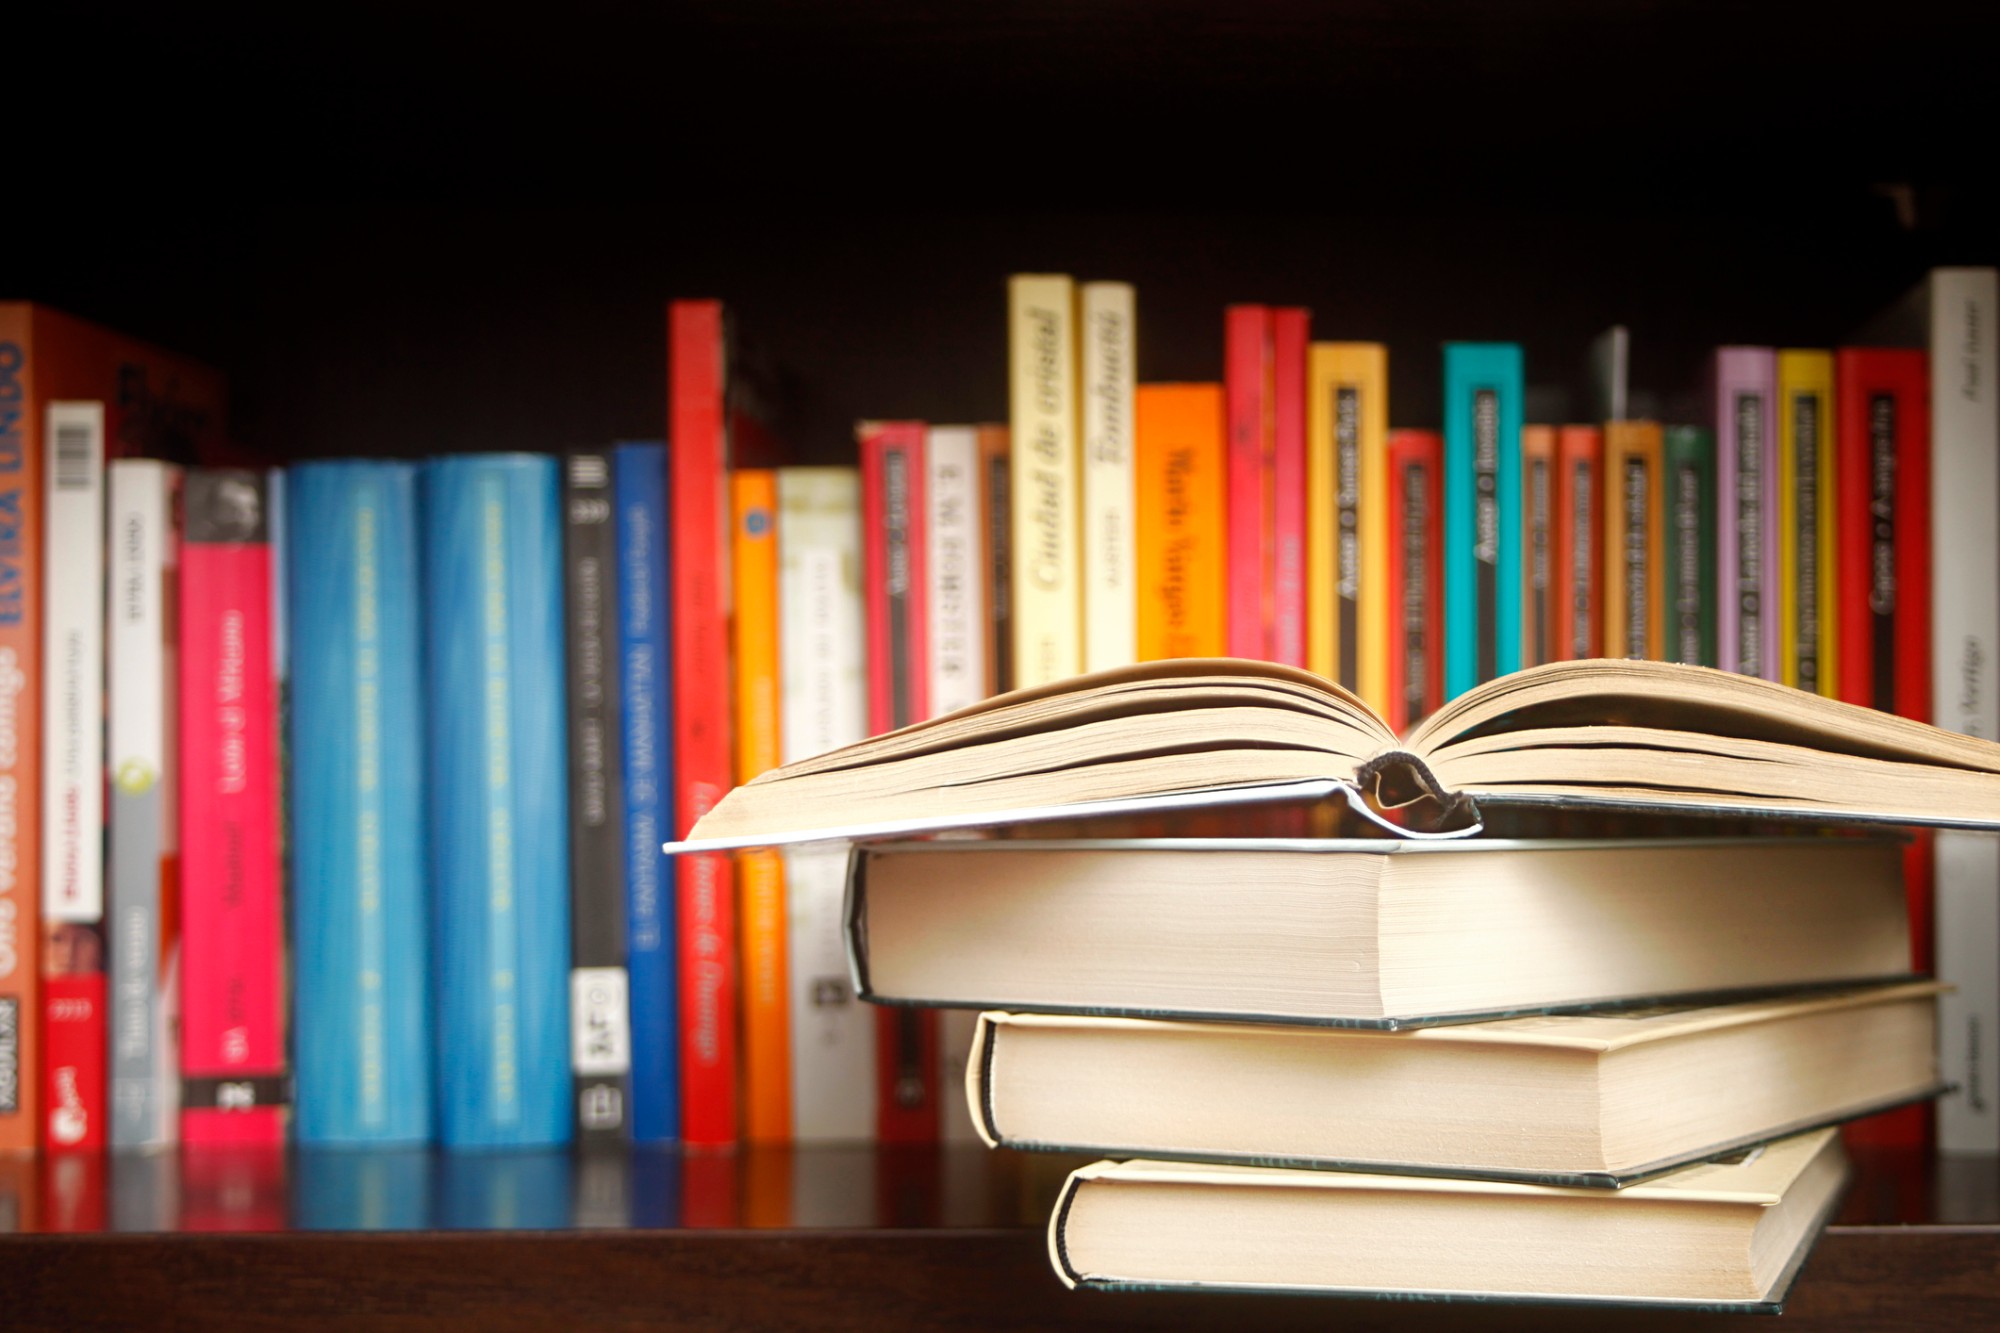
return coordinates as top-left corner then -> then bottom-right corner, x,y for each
1603,421 -> 1666,660
1776,350 -> 1837,697
730,469 -> 790,1141
1307,343 -> 1388,710
1009,274 -> 1081,687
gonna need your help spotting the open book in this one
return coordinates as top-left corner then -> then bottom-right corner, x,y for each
674,657 -> 2000,848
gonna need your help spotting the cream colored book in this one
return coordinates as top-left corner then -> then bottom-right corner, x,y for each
674,656 -> 2000,851
972,982 -> 1941,1185
1008,274 -> 1080,688
1050,1128 -> 1848,1309
848,837 -> 1911,1026
1080,281 -> 1135,672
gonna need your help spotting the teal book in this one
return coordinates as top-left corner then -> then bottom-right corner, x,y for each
1443,343 -> 1523,696
1663,426 -> 1717,667
423,454 -> 573,1149
287,461 -> 433,1145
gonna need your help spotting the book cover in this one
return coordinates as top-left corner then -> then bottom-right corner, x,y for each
1443,343 -> 1524,696
1307,344 -> 1388,705
668,299 -> 738,1148
612,442 -> 677,1144
106,460 -> 183,1150
1385,429 -> 1445,734
1080,283 -> 1136,672
776,467 -> 875,1141
859,420 -> 938,1143
1553,425 -> 1603,661
423,454 -> 571,1149
286,461 -> 430,1146
179,469 -> 288,1146
42,402 -> 107,1151
1520,425 -> 1556,668
1777,350 -> 1838,697
1270,308 -> 1310,668
1224,305 -> 1273,660
731,468 -> 789,1143
1604,421 -> 1666,661
976,425 -> 1012,695
1135,385 -> 1226,661
1663,426 -> 1716,667
563,450 -> 631,1144
1008,275 -> 1080,688
1714,347 -> 1780,679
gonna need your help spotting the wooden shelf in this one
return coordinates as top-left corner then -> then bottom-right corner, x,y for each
3,1145 -> 1996,1330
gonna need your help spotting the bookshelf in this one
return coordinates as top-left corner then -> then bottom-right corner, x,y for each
9,1 -> 2000,1326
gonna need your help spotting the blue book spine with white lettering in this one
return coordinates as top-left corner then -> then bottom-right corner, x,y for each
1443,342 -> 1524,697
423,454 -> 573,1148
613,442 -> 679,1142
287,461 -> 433,1145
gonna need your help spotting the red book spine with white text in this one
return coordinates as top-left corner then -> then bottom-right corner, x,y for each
1553,425 -> 1604,662
1385,430 -> 1444,734
1225,305 -> 1272,659
178,470 -> 287,1145
1835,346 -> 1933,1150
669,300 -> 739,1147
1271,308 -> 1311,668
859,421 -> 939,1142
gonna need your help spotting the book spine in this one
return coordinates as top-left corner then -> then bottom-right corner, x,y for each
1520,426 -> 1556,668
423,455 -> 571,1148
1270,308 -> 1310,668
42,402 -> 106,1151
611,442 -> 677,1144
776,467 -> 874,1141
1007,275 -> 1080,688
1929,269 -> 2000,1154
286,462 -> 430,1146
1604,421 -> 1666,661
1224,305 -> 1271,659
178,469 -> 287,1146
1778,350 -> 1837,697
563,450 -> 630,1144
1080,283 -> 1136,672
1442,343 -> 1523,697
1308,345 -> 1387,695
730,468 -> 788,1143
1553,426 -> 1603,661
859,421 -> 937,1143
1135,385 -> 1227,661
1663,426 -> 1717,666
926,427 -> 986,717
668,299 -> 738,1147
976,426 -> 1012,695
0,311 -> 42,1154
1714,347 -> 1779,678
107,461 -> 182,1149
1385,430 -> 1445,734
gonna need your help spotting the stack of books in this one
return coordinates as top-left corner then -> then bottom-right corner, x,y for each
670,658 -> 1992,1307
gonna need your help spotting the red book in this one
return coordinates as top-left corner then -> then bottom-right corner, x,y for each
1835,347 -> 1934,1152
178,470 -> 287,1145
1553,425 -> 1604,662
669,300 -> 740,1147
1225,305 -> 1273,659
1270,308 -> 1311,668
1384,430 -> 1444,735
859,421 -> 939,1143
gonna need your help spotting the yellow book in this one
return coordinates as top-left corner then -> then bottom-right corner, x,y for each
1081,281 -> 1137,672
1306,343 -> 1387,709
1009,274 -> 1081,687
1776,350 -> 1837,697
730,468 -> 790,1142
1135,384 -> 1226,659
1603,421 -> 1666,660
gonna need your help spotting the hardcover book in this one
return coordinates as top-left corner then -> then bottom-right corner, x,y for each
1442,343 -> 1524,695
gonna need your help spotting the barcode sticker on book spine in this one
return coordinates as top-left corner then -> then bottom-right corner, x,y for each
49,403 -> 103,491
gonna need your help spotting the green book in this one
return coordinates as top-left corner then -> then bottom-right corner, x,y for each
1664,425 -> 1716,666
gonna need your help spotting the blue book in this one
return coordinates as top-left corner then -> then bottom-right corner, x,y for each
613,442 -> 679,1142
1443,343 -> 1525,697
423,454 -> 573,1148
287,461 -> 433,1145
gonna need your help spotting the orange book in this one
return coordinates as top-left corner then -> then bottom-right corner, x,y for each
976,425 -> 1011,695
1135,385 -> 1227,660
730,470 -> 790,1142
0,303 -> 226,1154
1552,425 -> 1604,661
1603,421 -> 1667,660
1520,425 -> 1557,667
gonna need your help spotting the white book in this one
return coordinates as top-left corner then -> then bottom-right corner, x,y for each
777,467 -> 875,1140
107,460 -> 183,1149
1081,280 -> 1136,671
43,402 -> 105,929
1926,267 -> 2000,1152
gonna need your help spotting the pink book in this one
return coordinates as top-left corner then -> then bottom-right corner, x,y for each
1225,305 -> 1273,659
1271,308 -> 1311,667
1713,347 -> 1780,680
178,470 -> 288,1145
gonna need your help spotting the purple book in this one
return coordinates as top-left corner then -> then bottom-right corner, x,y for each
1714,347 -> 1780,679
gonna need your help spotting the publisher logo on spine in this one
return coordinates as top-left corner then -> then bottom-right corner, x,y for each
0,999 -> 17,1113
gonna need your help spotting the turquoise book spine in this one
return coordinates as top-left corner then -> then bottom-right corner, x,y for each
1443,343 -> 1524,696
